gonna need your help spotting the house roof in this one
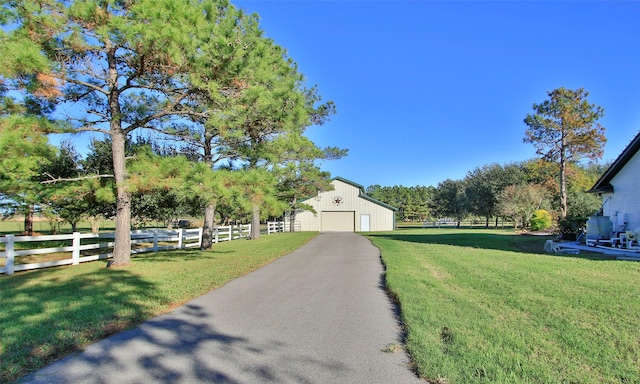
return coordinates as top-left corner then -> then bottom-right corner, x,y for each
588,131 -> 640,194
332,176 -> 399,211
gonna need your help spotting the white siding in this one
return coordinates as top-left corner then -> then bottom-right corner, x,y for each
294,179 -> 396,232
602,150 -> 640,231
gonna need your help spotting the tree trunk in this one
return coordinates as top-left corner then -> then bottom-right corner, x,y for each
201,203 -> 216,250
289,210 -> 297,232
106,39 -> 131,267
89,216 -> 101,233
251,203 -> 260,239
200,132 -> 218,250
485,216 -> 490,229
559,153 -> 568,219
111,129 -> 132,266
24,205 -> 34,235
289,197 -> 297,232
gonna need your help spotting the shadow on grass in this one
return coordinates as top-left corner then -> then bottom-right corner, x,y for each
132,248 -> 234,263
0,267 -> 163,383
368,229 -> 614,261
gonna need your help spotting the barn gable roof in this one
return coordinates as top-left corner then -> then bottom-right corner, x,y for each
588,131 -> 640,194
332,177 -> 398,211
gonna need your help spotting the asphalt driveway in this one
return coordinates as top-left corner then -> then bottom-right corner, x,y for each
19,232 -> 423,383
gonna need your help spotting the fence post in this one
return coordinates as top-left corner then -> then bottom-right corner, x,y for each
214,226 -> 219,244
6,235 -> 15,275
228,225 -> 232,241
197,227 -> 203,248
178,228 -> 184,249
153,229 -> 158,252
72,232 -> 81,265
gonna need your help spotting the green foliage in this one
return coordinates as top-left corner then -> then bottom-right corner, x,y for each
367,184 -> 433,221
0,116 -> 56,188
524,88 -> 606,162
0,116 -> 58,224
463,163 -> 527,227
2,0 -> 303,263
530,209 -> 552,231
498,183 -> 549,228
558,216 -> 588,241
524,87 -> 606,218
431,179 -> 468,225
276,161 -> 333,211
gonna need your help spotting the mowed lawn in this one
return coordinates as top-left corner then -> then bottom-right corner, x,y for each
0,232 -> 316,383
368,228 -> 640,384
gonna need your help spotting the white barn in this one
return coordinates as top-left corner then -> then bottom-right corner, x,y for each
288,177 -> 397,232
588,131 -> 640,231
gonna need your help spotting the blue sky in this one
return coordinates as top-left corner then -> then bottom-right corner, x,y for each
234,0 -> 640,188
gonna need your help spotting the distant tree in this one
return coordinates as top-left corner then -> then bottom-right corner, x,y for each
0,116 -> 57,234
524,87 -> 606,219
465,164 -> 501,228
405,186 -> 434,221
276,161 -> 334,232
40,141 -> 85,232
464,163 -> 528,228
498,183 -> 548,228
431,179 -> 468,227
566,161 -> 606,218
365,185 -> 432,222
126,147 -> 191,228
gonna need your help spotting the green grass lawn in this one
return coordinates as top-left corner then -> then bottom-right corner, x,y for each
368,228 -> 640,384
0,232 -> 316,383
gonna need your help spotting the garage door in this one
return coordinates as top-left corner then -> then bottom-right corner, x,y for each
321,211 -> 355,232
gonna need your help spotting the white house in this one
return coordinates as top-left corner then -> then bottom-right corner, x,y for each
588,131 -> 640,232
288,177 -> 397,232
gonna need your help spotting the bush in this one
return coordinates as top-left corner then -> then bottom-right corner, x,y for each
558,216 -> 588,241
530,209 -> 552,231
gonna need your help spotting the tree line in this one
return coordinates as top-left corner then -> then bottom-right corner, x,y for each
367,159 -> 607,229
0,0 -> 346,266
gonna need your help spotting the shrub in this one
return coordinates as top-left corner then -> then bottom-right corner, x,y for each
530,209 -> 552,231
558,216 -> 588,241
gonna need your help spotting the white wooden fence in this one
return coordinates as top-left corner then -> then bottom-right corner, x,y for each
267,221 -> 285,234
266,221 -> 301,233
1,224 -> 251,275
212,224 -> 251,243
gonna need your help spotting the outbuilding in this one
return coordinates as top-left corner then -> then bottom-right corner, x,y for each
288,177 -> 397,232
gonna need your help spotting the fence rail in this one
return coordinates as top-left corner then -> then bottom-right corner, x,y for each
212,224 -> 251,242
1,224 -> 251,275
267,221 -> 300,233
267,221 -> 285,234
